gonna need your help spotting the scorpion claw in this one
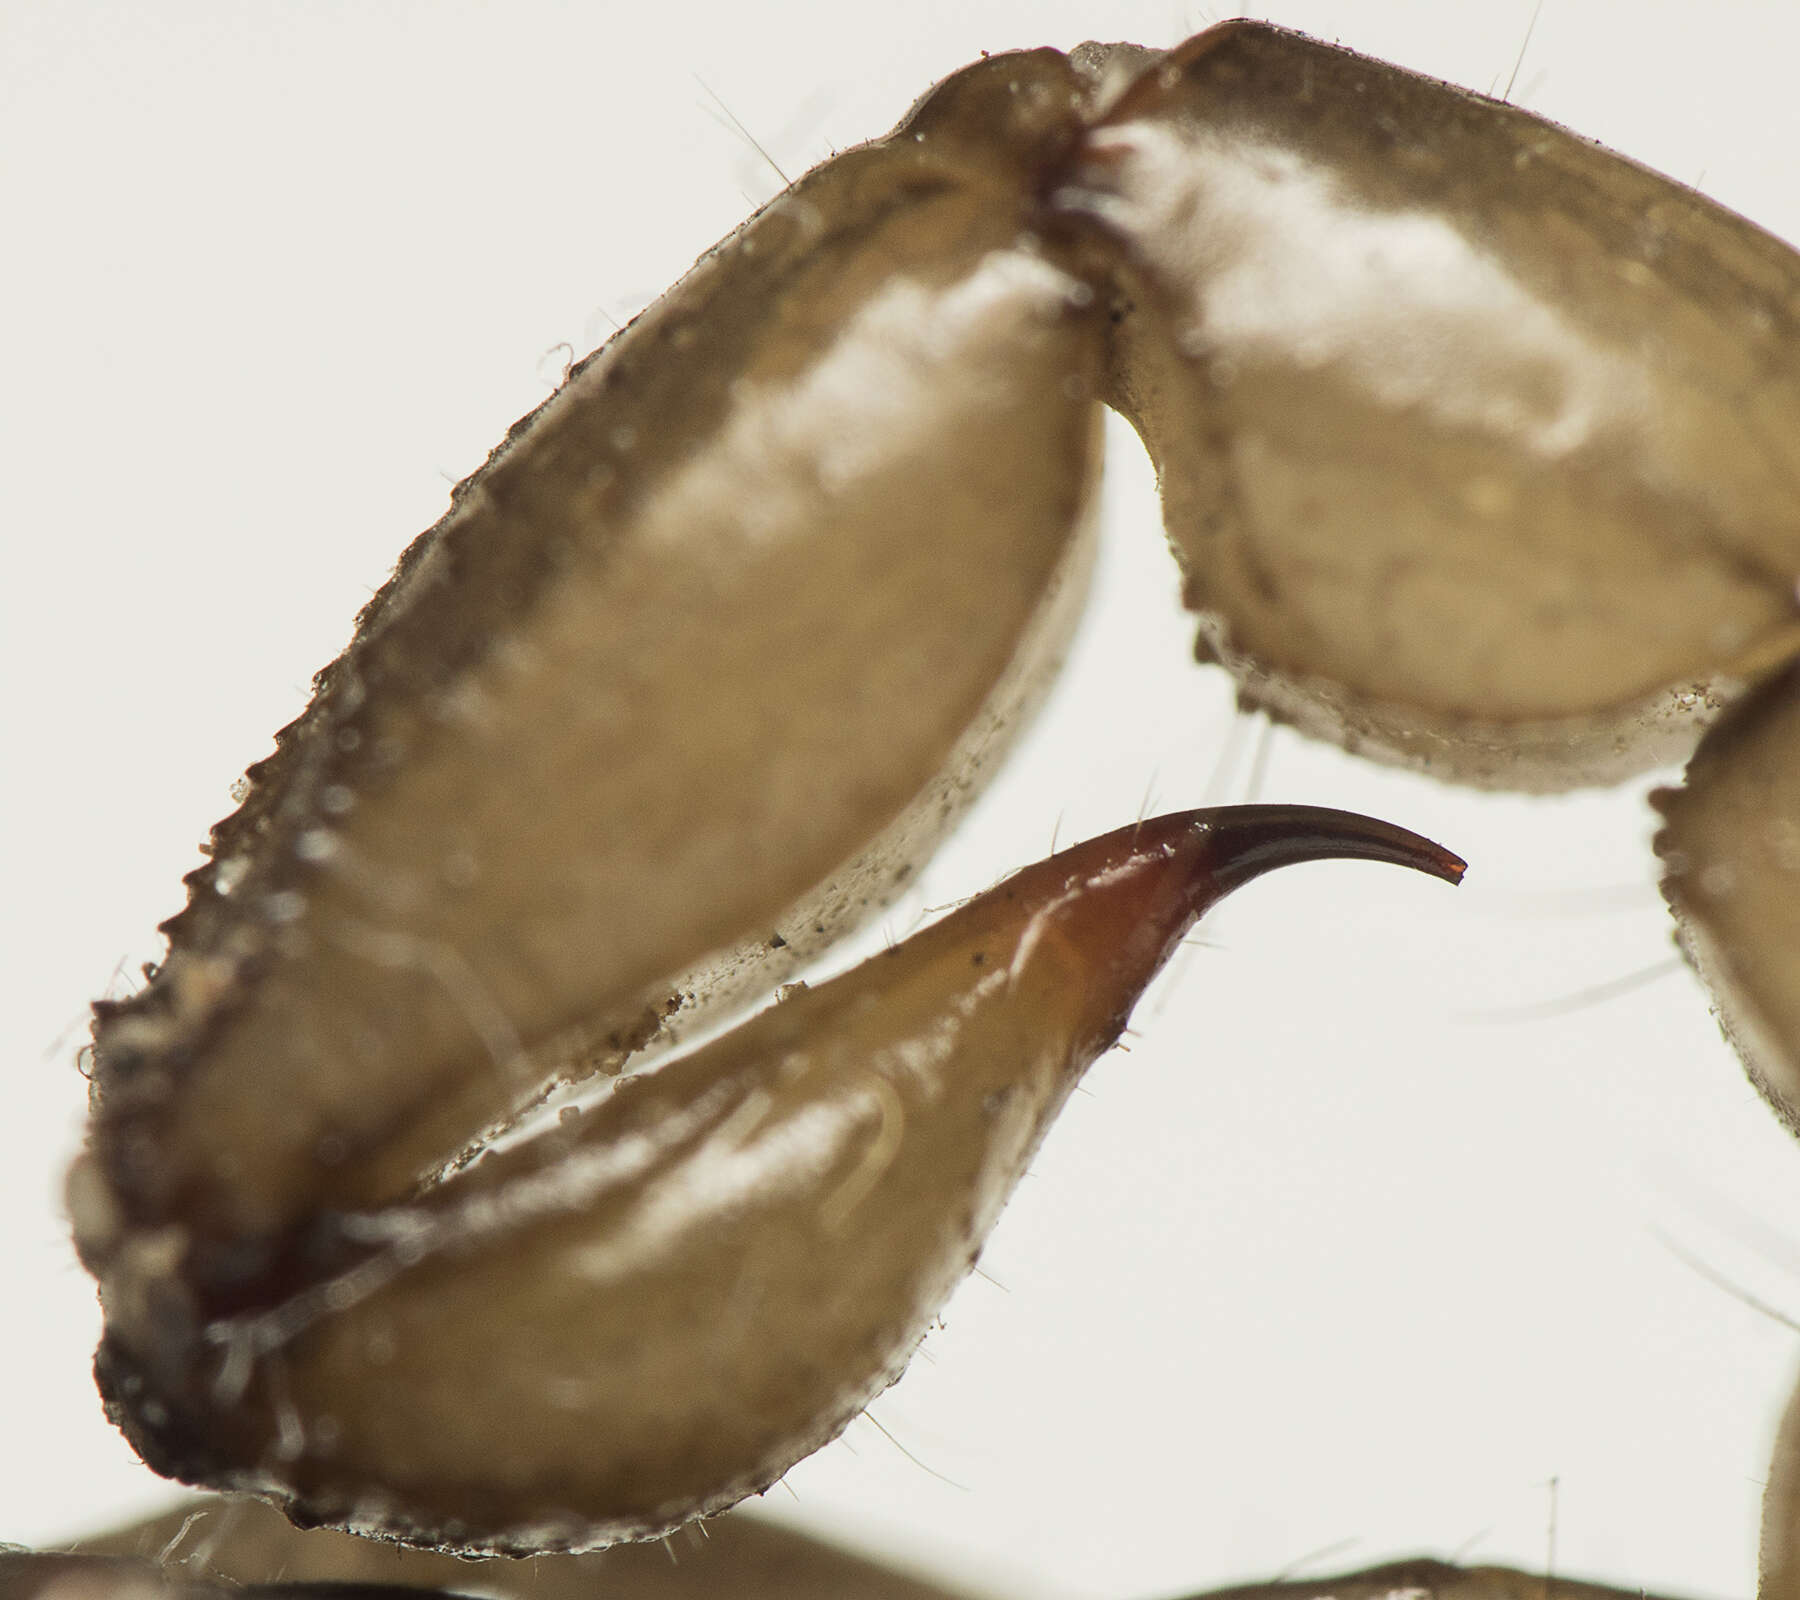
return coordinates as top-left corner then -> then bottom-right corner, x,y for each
90,806 -> 1457,1553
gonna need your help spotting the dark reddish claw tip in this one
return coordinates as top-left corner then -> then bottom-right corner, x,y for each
1183,803 -> 1466,913
1014,805 -> 1463,997
984,805 -> 1465,1070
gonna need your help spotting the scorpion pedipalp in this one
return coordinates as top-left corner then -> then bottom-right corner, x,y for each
14,9 -> 1800,1597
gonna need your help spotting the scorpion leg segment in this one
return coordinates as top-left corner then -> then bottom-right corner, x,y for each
1655,662 -> 1800,1133
3,1496 -> 1691,1600
1765,1356 -> 1800,1600
1067,22 -> 1800,787
90,807 -> 1459,1553
10,1494 -> 983,1600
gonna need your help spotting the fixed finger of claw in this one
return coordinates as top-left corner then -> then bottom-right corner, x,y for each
93,807 -> 1458,1553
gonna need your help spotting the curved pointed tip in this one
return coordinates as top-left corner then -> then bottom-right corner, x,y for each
997,804 -> 1463,991
1185,804 -> 1466,907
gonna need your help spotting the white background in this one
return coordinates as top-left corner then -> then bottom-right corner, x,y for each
7,3 -> 1800,1597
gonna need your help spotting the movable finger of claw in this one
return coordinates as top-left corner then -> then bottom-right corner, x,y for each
94,807 -> 1458,1555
